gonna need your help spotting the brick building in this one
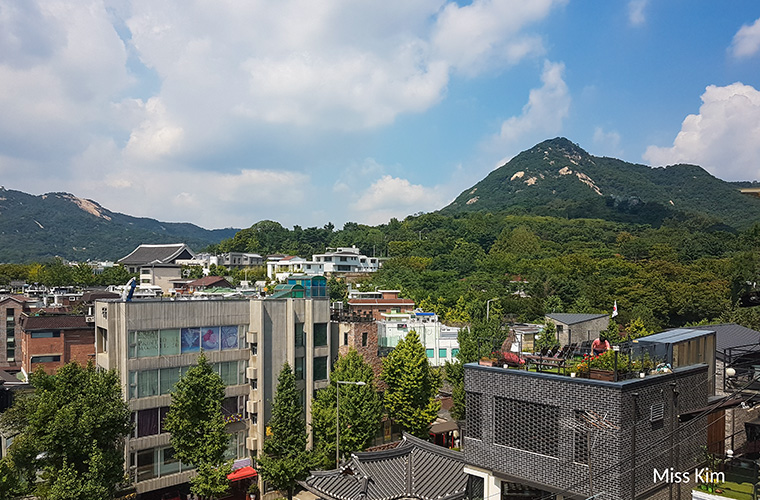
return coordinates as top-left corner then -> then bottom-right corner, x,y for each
463,362 -> 709,500
334,317 -> 381,379
545,313 -> 610,346
19,314 -> 95,376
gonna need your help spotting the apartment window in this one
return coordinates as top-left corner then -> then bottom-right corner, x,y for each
30,355 -> 61,363
138,369 -> 159,398
136,449 -> 156,482
160,447 -> 180,476
343,332 -> 348,346
295,357 -> 304,381
439,348 -> 447,358
159,329 -> 180,355
313,356 -> 328,381
295,323 -> 305,347
362,332 -> 368,347
251,343 -> 258,355
425,349 -> 434,358
314,323 -> 328,347
159,367 -> 180,395
339,257 -> 347,262
452,348 -> 460,357
31,331 -> 61,339
136,408 -> 160,437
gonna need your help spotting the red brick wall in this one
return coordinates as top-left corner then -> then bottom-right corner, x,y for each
337,321 -> 383,383
23,328 -> 95,374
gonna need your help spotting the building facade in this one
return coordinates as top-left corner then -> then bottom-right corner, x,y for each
463,362 -> 709,500
19,314 -> 95,377
312,246 -> 380,273
377,311 -> 459,367
94,296 -> 334,496
545,313 -> 610,346
0,296 -> 33,372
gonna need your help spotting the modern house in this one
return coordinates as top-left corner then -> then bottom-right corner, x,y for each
312,246 -> 380,274
93,295 -> 334,497
347,290 -> 415,321
377,310 -> 460,367
266,256 -> 324,281
463,358 -> 710,500
545,313 -> 610,346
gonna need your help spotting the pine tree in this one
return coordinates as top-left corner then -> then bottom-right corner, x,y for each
310,348 -> 382,467
381,330 -> 440,438
257,363 -> 312,500
163,353 -> 231,500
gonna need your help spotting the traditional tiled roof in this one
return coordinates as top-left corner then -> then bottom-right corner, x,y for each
117,243 -> 195,266
300,433 -> 467,500
546,313 -> 608,325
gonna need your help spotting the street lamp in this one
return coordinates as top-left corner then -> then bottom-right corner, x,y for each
336,380 -> 366,465
486,298 -> 498,322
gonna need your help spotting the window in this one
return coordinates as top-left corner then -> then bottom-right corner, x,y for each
295,357 -> 304,380
343,332 -> 348,346
494,397 -> 559,457
129,330 -> 159,358
136,408 -> 160,437
452,348 -> 460,357
138,369 -> 159,398
31,355 -> 61,363
362,332 -> 368,347
466,392 -> 483,440
180,328 -> 200,353
159,329 -> 180,355
251,343 -> 258,355
136,449 -> 156,482
314,323 -> 328,347
160,447 -> 180,476
295,323 -> 305,347
160,367 -> 180,395
426,349 -> 434,358
31,331 -> 60,338
339,257 -> 347,262
439,348 -> 447,358
313,356 -> 328,381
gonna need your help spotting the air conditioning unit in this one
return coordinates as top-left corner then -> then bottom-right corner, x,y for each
85,316 -> 95,323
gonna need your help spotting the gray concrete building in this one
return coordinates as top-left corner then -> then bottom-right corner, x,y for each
94,296 -> 333,496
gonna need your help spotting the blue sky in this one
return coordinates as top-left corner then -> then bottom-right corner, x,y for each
1,0 -> 759,230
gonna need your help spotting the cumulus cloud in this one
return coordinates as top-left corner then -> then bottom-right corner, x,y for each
627,0 -> 648,26
494,60 -> 571,145
350,175 -> 450,225
730,17 -> 760,59
0,0 -> 566,228
643,83 -> 760,181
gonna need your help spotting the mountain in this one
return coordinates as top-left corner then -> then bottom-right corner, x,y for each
441,137 -> 760,229
0,188 -> 239,263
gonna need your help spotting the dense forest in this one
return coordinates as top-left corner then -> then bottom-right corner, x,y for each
203,210 -> 760,332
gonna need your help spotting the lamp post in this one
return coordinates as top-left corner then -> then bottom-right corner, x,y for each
336,380 -> 366,466
486,298 -> 497,322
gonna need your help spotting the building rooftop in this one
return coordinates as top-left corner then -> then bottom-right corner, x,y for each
300,433 -> 467,500
118,243 -> 195,266
635,328 -> 715,345
546,313 -> 608,325
22,314 -> 90,330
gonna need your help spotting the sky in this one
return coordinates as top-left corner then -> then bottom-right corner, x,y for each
1,1 -> 760,230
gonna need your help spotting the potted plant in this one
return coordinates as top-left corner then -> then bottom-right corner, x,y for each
479,356 -> 498,367
586,350 -> 632,381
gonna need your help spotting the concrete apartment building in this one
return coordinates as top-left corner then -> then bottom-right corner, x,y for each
94,296 -> 333,497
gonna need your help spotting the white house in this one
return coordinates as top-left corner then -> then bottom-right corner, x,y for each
312,246 -> 380,273
377,310 -> 460,367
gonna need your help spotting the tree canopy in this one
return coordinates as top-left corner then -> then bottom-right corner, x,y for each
0,362 -> 131,500
381,330 -> 441,439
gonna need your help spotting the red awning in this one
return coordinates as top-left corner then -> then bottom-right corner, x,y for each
227,466 -> 257,481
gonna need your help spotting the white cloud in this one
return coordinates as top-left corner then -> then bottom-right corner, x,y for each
730,17 -> 760,59
627,0 -> 648,27
592,127 -> 623,157
494,60 -> 571,145
643,82 -> 760,181
350,175 -> 450,225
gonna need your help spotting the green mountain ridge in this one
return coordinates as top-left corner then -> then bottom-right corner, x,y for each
0,188 -> 238,263
441,137 -> 760,229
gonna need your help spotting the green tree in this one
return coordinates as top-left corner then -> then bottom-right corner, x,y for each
310,348 -> 383,467
257,363 -> 312,500
381,330 -> 440,438
535,320 -> 557,351
445,326 -> 481,421
0,362 -> 131,500
163,353 -> 231,500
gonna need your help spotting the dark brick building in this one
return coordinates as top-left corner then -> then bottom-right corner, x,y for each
0,296 -> 34,372
463,362 -> 709,500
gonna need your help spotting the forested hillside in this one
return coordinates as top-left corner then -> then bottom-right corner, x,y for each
211,211 -> 760,332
